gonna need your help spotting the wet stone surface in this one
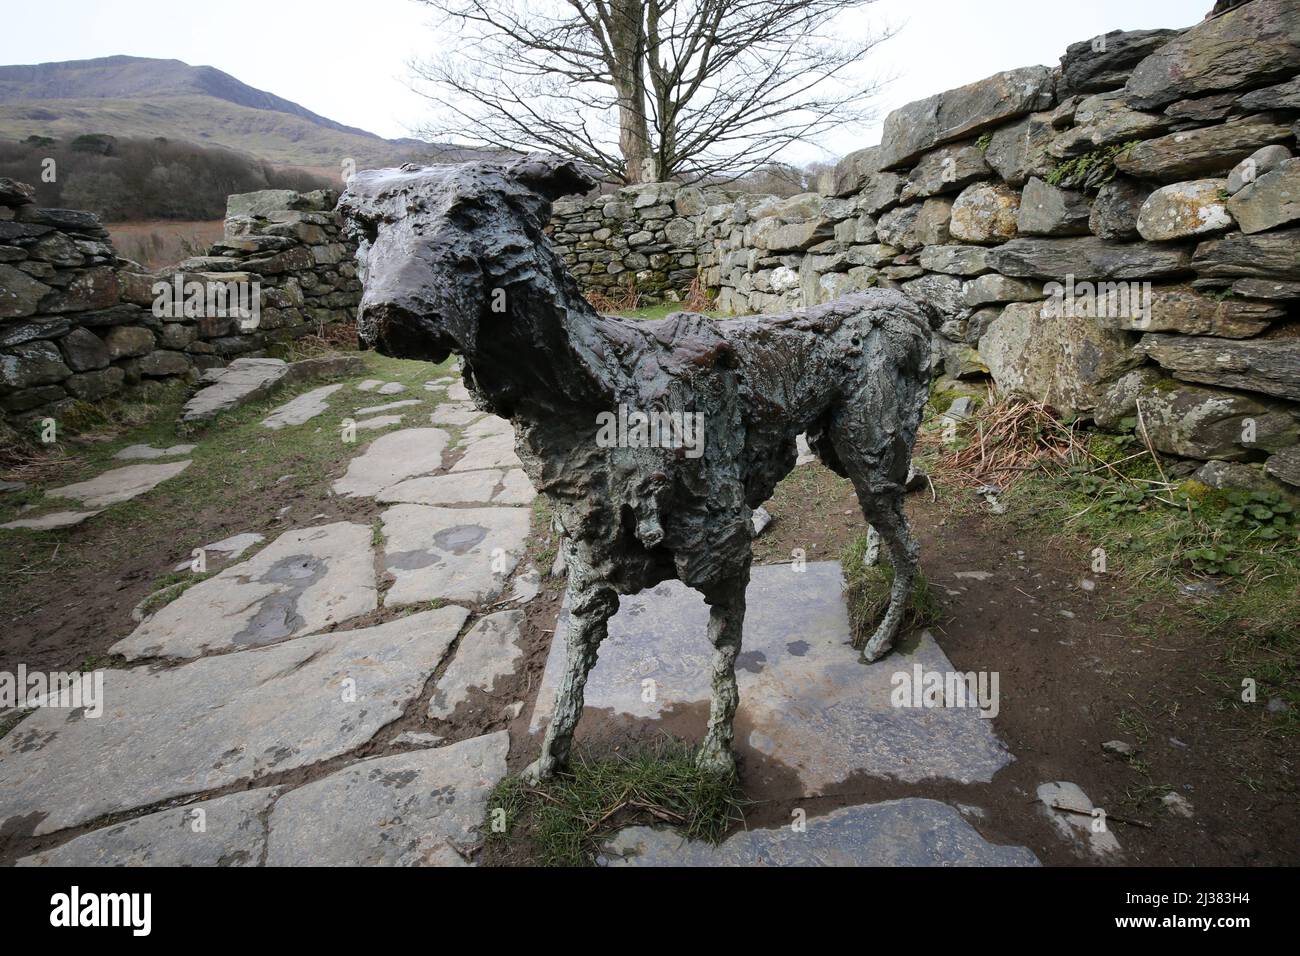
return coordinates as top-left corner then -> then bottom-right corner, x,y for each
0,606 -> 470,837
17,788 -> 280,867
428,610 -> 526,719
602,799 -> 1039,867
531,561 -> 1013,794
264,731 -> 509,866
380,504 -> 531,606
332,428 -> 450,498
112,521 -> 377,659
48,460 -> 191,509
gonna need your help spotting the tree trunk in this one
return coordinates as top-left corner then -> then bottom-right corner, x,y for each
610,0 -> 654,183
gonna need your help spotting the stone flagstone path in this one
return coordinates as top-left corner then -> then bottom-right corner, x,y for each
1,371 -> 548,866
1,368 -> 1065,866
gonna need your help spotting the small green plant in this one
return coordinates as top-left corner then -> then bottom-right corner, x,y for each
974,132 -> 993,153
1045,140 -> 1139,191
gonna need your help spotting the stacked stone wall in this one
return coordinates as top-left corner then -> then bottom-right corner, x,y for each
0,182 -> 360,430
695,0 -> 1300,489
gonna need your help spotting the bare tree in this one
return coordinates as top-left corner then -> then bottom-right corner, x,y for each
409,0 -> 893,184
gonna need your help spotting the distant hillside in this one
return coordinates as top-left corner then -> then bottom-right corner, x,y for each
0,55 -> 485,169
0,134 -> 335,222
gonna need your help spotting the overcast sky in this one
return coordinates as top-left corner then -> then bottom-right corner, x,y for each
0,0 -> 1211,164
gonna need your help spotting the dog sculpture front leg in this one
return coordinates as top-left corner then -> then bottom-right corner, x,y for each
523,544 -> 618,783
696,570 -> 750,777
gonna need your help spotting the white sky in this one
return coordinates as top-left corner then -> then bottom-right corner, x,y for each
0,0 -> 1211,164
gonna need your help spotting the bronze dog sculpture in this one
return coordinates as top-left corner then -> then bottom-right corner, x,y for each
340,154 -> 931,781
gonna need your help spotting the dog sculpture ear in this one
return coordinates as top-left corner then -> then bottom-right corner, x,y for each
508,153 -> 597,200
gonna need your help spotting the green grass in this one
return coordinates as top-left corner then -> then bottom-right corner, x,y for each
484,740 -> 746,866
0,350 -> 454,626
841,531 -> 943,649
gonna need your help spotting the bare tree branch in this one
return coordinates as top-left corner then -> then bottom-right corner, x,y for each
408,0 -> 894,184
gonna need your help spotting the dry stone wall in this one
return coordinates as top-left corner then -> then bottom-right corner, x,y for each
548,181 -> 725,302
695,0 -> 1300,490
0,182 -> 360,430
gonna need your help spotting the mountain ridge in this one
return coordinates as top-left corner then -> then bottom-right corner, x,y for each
0,55 -> 475,169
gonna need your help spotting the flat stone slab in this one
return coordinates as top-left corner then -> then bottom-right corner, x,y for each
0,509 -> 101,530
0,605 -> 470,836
49,460 -> 191,509
172,531 -> 265,571
531,561 -> 1012,794
333,428 -> 449,498
114,443 -> 196,460
447,380 -> 471,402
602,799 -> 1038,867
430,402 -> 482,426
356,399 -> 421,416
496,468 -> 536,505
260,383 -> 343,429
451,432 -> 522,471
460,415 -> 512,443
182,357 -> 288,423
112,521 -> 377,659
378,382 -> 406,395
381,504 -> 531,607
264,731 -> 508,866
1037,781 -> 1122,858
428,610 -> 526,719
355,415 -> 403,430
17,788 -> 280,867
378,469 -> 505,505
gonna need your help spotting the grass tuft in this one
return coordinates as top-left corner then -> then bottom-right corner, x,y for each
484,739 -> 746,866
841,531 -> 943,649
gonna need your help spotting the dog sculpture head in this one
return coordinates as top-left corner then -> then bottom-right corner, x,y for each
338,153 -> 595,364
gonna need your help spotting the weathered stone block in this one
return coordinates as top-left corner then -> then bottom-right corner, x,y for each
1125,0 -> 1300,109
983,112 -> 1056,186
1138,333 -> 1300,401
58,327 -> 110,371
918,244 -> 991,276
0,262 -> 51,318
1137,380 -> 1299,460
986,236 -> 1193,280
104,325 -> 156,359
1089,177 -> 1149,239
977,300 -> 1141,417
949,182 -> 1020,244
879,66 -> 1055,169
0,340 -> 71,388
1115,116 -> 1293,181
1017,177 -> 1092,236
38,266 -> 119,314
1137,179 -> 1234,241
1059,28 -> 1182,96
1192,228 -> 1300,279
900,143 -> 991,201
1226,157 -> 1300,234
64,365 -> 126,401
